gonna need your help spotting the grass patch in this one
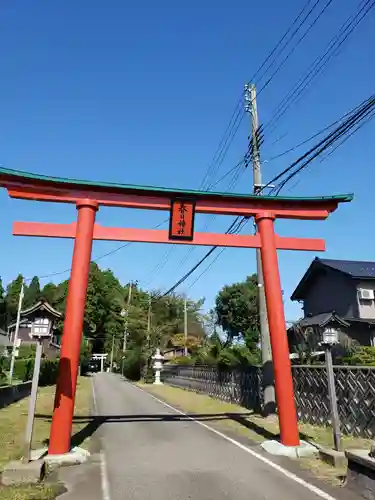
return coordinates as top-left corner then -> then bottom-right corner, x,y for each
139,383 -> 371,485
0,483 -> 64,500
0,377 -> 92,499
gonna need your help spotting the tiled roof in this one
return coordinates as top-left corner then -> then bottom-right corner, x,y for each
0,166 -> 354,204
297,312 -> 349,328
318,258 -> 375,279
291,257 -> 375,301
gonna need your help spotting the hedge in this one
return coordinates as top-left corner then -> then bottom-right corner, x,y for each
13,357 -> 59,386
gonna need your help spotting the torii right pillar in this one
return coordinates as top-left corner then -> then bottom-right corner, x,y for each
256,212 -> 300,446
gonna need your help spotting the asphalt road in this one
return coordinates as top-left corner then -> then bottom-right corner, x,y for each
93,373 -> 349,500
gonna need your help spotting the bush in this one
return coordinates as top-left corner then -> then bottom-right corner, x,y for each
122,348 -> 142,381
39,359 -> 59,386
13,357 -> 59,386
13,358 -> 33,382
341,346 -> 375,366
18,345 -> 37,359
0,355 -> 8,386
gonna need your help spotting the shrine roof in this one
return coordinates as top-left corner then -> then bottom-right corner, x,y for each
21,300 -> 62,319
0,166 -> 353,204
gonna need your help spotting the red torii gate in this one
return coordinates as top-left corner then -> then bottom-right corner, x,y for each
0,166 -> 352,454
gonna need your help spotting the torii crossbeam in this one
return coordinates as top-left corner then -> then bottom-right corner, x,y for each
0,166 -> 353,455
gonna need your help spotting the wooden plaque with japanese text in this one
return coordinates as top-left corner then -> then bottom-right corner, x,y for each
169,198 -> 196,241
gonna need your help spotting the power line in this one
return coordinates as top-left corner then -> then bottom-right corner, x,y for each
250,0 -> 319,86
161,217 -> 246,297
276,99 -> 375,195
265,95 -> 372,162
161,94 -> 375,295
282,106 -> 375,195
187,249 -> 226,290
257,0 -> 335,96
142,157 -> 250,288
163,132 -> 264,279
32,218 -> 169,283
264,0 -> 375,135
199,95 -> 245,191
270,94 -> 375,194
49,0 -> 323,290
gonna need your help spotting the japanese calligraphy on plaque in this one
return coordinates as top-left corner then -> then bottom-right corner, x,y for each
169,198 -> 196,241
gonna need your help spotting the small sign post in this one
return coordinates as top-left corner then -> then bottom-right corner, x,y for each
169,199 -> 196,241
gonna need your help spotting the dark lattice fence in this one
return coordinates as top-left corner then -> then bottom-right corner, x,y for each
162,364 -> 375,438
162,364 -> 262,412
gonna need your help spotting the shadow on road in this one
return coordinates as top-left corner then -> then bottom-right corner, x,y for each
35,411 -> 313,448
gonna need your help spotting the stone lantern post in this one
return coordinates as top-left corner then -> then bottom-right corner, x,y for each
152,348 -> 164,385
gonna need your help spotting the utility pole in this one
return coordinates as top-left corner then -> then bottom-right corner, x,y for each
9,280 -> 25,384
147,295 -> 152,348
110,334 -> 115,372
245,83 -> 276,416
122,282 -> 133,352
184,299 -> 188,356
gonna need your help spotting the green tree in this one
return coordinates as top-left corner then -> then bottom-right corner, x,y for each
24,276 -> 41,308
215,274 -> 260,350
40,282 -> 58,304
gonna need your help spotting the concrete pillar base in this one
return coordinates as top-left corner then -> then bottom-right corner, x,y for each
261,439 -> 318,458
45,447 -> 90,470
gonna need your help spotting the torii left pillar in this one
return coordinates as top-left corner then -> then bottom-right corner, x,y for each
48,200 -> 98,455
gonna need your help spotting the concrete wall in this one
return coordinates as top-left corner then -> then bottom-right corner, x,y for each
303,267 -> 359,318
0,381 -> 32,409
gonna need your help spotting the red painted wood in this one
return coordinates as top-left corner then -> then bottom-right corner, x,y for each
48,200 -> 98,455
13,221 -> 326,251
7,185 -> 335,220
256,213 -> 300,446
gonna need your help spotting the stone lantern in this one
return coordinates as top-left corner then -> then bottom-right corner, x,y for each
20,301 -> 61,464
152,348 -> 164,385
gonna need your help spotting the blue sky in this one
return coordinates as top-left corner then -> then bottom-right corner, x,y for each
0,0 -> 374,320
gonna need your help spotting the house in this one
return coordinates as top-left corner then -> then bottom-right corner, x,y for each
289,257 -> 375,355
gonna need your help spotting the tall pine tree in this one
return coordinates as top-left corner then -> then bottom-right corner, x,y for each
24,276 -> 41,308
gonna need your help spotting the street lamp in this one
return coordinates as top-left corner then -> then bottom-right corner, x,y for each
320,325 -> 341,452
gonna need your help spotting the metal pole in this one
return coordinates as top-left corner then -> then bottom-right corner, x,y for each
9,280 -> 25,384
23,338 -> 43,463
325,346 -> 341,451
245,83 -> 275,415
184,299 -> 188,356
